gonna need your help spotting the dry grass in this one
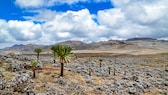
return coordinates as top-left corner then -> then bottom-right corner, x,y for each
32,63 -> 88,93
1,52 -> 168,95
73,48 -> 168,55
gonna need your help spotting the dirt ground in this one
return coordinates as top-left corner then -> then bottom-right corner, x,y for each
1,49 -> 168,95
31,52 -> 168,95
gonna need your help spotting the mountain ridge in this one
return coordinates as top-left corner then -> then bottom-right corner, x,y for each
127,37 -> 157,41
2,37 -> 168,53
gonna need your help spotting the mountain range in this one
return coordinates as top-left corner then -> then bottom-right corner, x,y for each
2,37 -> 168,54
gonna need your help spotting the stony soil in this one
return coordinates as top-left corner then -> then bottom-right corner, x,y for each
0,53 -> 168,95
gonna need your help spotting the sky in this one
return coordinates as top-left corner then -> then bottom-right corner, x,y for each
0,0 -> 168,49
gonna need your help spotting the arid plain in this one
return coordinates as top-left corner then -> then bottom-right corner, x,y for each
0,38 -> 168,95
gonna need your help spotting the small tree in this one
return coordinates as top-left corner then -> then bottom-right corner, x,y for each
88,57 -> 91,62
88,68 -> 92,76
166,64 -> 168,71
31,60 -> 38,78
99,59 -> 103,68
54,45 -> 73,77
9,52 -> 15,58
34,48 -> 42,61
124,66 -> 127,75
113,67 -> 116,76
108,67 -> 111,75
51,45 -> 57,63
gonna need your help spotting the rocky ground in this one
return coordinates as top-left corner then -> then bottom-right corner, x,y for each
0,53 -> 168,95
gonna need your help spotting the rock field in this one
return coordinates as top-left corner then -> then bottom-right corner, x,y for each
0,53 -> 168,95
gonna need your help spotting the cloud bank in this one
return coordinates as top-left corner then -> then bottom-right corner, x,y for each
0,0 -> 168,48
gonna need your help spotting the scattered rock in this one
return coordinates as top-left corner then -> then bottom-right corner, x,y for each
127,87 -> 136,94
54,77 -> 67,85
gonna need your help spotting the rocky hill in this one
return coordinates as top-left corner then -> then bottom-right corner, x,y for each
56,41 -> 95,50
2,38 -> 168,54
127,37 -> 157,41
2,40 -> 133,52
3,44 -> 46,52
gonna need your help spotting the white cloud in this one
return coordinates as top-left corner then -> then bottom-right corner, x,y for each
23,9 -> 57,22
42,9 -> 105,41
0,20 -> 15,43
15,0 -> 44,8
122,3 -> 166,25
1,0 -> 168,49
98,8 -> 125,29
0,20 -> 45,48
8,20 -> 42,41
96,0 -> 168,38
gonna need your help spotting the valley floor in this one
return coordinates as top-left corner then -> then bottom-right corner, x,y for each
0,52 -> 168,95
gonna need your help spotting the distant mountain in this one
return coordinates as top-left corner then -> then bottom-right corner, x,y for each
3,40 -> 132,52
3,38 -> 168,53
56,41 -> 95,50
127,37 -> 157,41
12,44 -> 24,47
3,41 -> 93,52
3,44 -> 46,52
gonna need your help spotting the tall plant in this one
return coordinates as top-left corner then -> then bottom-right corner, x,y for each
31,60 -> 38,78
54,44 -> 73,77
99,59 -> 103,68
51,45 -> 57,63
34,48 -> 42,61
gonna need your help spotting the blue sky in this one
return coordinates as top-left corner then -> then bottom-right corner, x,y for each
0,0 -> 168,48
0,0 -> 113,20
